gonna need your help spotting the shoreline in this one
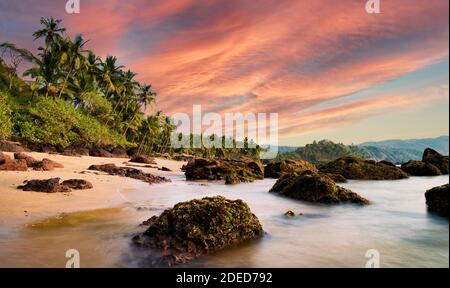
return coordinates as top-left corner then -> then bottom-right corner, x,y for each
0,152 -> 186,229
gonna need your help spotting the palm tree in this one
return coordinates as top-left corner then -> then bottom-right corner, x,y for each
121,83 -> 156,136
58,34 -> 89,98
99,55 -> 124,97
32,17 -> 66,52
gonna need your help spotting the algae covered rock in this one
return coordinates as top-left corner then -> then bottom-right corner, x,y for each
132,196 -> 263,266
425,184 -> 449,218
422,148 -> 449,175
264,159 -> 317,178
401,160 -> 442,176
319,156 -> 409,180
184,158 -> 264,184
270,171 -> 370,205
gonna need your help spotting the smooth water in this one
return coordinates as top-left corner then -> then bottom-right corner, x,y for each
0,175 -> 448,268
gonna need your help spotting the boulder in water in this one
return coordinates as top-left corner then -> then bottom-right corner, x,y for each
319,156 -> 409,180
132,196 -> 263,266
422,148 -> 449,175
270,171 -> 370,205
401,160 -> 442,176
264,159 -> 317,178
425,184 -> 449,218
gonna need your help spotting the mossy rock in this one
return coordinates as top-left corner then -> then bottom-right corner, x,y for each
425,184 -> 449,218
401,160 -> 442,176
264,159 -> 317,178
133,196 -> 263,266
422,148 -> 449,175
270,171 -> 370,205
185,158 -> 264,184
319,156 -> 409,180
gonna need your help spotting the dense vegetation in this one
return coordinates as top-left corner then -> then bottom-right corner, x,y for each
0,17 -> 181,155
276,140 -> 361,165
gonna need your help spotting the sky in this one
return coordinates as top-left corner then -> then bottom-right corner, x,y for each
0,0 -> 448,146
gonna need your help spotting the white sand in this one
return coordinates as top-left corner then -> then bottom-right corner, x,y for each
0,152 -> 185,228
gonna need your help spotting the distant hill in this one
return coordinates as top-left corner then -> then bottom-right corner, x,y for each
360,136 -> 449,155
359,136 -> 449,163
276,136 -> 449,164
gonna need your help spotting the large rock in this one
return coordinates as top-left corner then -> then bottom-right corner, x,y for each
89,147 -> 113,158
111,147 -> 129,158
132,196 -> 263,266
33,158 -> 64,171
130,155 -> 157,165
0,140 -> 27,152
0,152 -> 11,164
18,178 -> 71,193
18,178 -> 93,193
185,158 -> 264,184
425,184 -> 449,218
319,156 -> 409,180
264,159 -> 317,178
88,164 -> 171,184
401,160 -> 442,176
422,148 -> 449,175
14,152 -> 38,167
0,158 -> 28,171
270,171 -> 370,205
61,179 -> 93,190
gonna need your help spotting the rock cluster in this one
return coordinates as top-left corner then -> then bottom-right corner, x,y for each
319,156 -> 409,180
184,158 -> 264,184
401,149 -> 449,176
18,178 -> 92,193
132,196 -> 263,266
1,152 -> 64,171
88,163 -> 171,184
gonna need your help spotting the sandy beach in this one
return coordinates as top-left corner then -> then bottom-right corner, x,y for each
0,152 -> 185,228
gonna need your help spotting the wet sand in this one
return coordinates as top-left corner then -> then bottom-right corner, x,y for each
0,152 -> 186,228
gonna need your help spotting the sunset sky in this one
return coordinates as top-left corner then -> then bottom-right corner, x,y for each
0,0 -> 448,146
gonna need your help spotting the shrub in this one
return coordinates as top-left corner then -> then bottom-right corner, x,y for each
0,91 -> 13,140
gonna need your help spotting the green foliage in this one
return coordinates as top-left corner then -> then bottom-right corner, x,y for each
12,97 -> 126,148
277,140 -> 361,165
0,91 -> 13,140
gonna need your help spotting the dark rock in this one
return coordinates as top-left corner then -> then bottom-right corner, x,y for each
18,178 -> 71,193
0,158 -> 28,171
14,152 -> 38,167
422,148 -> 449,175
130,155 -> 157,164
89,147 -> 113,158
380,160 -> 396,167
61,179 -> 93,190
270,171 -> 370,205
185,158 -> 264,184
284,210 -> 296,217
111,147 -> 129,158
88,164 -> 171,184
33,158 -> 64,171
0,140 -> 27,152
425,184 -> 449,218
321,172 -> 347,183
401,160 -> 442,176
132,196 -> 263,266
264,159 -> 317,178
0,152 -> 11,165
160,167 -> 172,172
319,156 -> 409,180
60,148 -> 90,157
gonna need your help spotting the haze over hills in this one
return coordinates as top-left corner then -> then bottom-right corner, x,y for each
275,136 -> 449,164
